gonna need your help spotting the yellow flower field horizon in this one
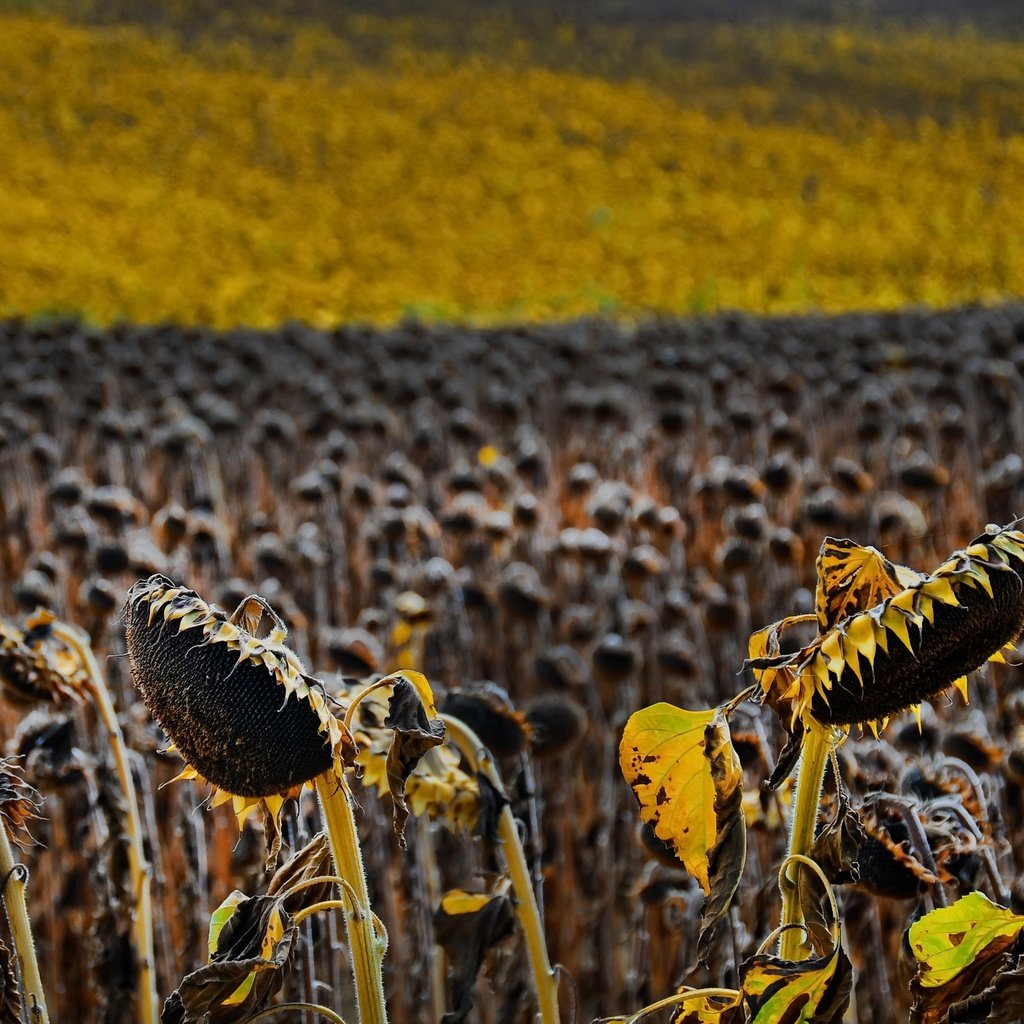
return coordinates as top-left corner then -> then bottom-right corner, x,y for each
2,7 -> 1024,327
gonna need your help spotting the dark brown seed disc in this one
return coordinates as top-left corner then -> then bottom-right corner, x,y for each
126,599 -> 333,797
854,834 -> 933,900
811,562 -> 1024,726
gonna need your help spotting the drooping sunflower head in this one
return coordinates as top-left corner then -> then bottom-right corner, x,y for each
125,575 -> 354,845
749,523 -> 1024,732
0,609 -> 87,707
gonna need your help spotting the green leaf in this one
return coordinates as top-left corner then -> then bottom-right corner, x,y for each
208,891 -> 246,957
619,703 -> 718,891
909,892 -> 1024,990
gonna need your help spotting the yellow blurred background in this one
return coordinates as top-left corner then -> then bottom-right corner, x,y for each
2,0 -> 1023,326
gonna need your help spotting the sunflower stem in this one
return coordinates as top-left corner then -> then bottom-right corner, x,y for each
315,773 -> 388,1024
779,719 -> 833,962
0,818 -> 49,1022
441,713 -> 560,1024
51,623 -> 159,1024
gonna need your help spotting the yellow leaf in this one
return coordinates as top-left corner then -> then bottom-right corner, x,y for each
440,890 -> 495,915
619,704 -> 717,893
673,990 -> 742,1023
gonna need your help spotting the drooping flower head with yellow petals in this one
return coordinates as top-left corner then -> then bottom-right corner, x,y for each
748,523 -> 1024,739
125,575 -> 355,857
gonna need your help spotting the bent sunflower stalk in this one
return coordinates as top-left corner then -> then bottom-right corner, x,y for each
0,762 -> 48,1023
124,576 -> 388,1024
746,524 -> 1024,960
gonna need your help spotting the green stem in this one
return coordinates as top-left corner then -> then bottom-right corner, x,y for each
779,719 -> 833,962
315,773 -> 388,1024
441,714 -> 560,1024
52,623 -> 158,1024
0,819 -> 49,1022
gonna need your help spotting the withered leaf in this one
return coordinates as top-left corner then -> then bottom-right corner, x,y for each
161,893 -> 296,1023
434,890 -> 516,1024
814,537 -> 914,632
0,938 -> 22,1024
797,791 -> 867,956
740,941 -> 853,1024
266,832 -> 333,915
697,709 -> 747,965
946,949 -> 1024,1024
383,673 -> 446,846
475,771 -> 510,847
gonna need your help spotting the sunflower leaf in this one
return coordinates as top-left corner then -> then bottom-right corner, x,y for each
909,892 -> 1024,1024
620,702 -> 746,944
434,889 -> 516,1024
0,938 -> 22,1024
740,942 -> 853,1024
382,672 -> 446,846
620,703 -> 718,889
165,893 -> 295,1024
696,709 -> 747,964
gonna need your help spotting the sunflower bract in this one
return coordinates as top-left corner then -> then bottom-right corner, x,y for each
125,577 -> 335,797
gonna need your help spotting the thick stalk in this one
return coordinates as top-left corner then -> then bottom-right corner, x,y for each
779,719 -> 833,962
52,623 -> 158,1024
441,714 -> 560,1024
0,820 -> 49,1022
315,773 -> 388,1024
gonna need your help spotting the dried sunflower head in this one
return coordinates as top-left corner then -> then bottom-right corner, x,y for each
125,575 -> 354,851
748,524 -> 1024,732
0,609 -> 87,706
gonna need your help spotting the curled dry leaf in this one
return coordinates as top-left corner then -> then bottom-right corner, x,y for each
797,791 -> 868,955
382,671 -> 446,846
265,833 -> 333,915
942,956 -> 1024,1024
0,939 -> 21,1024
433,889 -> 516,1024
697,710 -> 746,963
162,891 -> 295,1024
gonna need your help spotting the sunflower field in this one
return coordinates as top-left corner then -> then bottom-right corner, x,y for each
1,1 -> 1024,325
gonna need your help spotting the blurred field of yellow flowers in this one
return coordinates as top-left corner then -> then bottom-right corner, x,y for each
2,5 -> 1024,326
